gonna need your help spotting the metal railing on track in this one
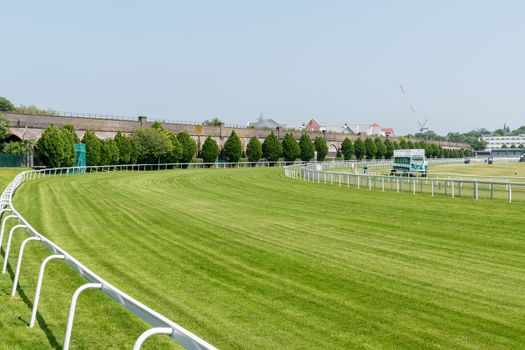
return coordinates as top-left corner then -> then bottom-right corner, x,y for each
284,158 -> 524,203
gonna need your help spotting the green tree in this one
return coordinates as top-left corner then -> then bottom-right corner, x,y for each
0,97 -> 14,112
177,131 -> 197,163
399,138 -> 408,149
114,132 -> 132,164
163,133 -> 183,163
384,139 -> 394,159
200,136 -> 220,163
2,140 -> 33,154
224,130 -> 242,162
262,131 -> 282,162
299,133 -> 315,161
364,138 -> 377,159
340,138 -> 354,160
354,138 -> 366,160
501,144 -> 508,149
314,137 -> 328,161
129,137 -> 140,163
0,114 -> 11,144
281,133 -> 300,161
374,138 -> 386,159
82,130 -> 101,166
246,136 -> 262,162
63,124 -> 80,144
133,126 -> 173,163
106,139 -> 120,164
61,125 -> 77,166
37,125 -> 72,167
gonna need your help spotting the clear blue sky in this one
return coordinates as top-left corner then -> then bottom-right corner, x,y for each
2,0 -> 524,135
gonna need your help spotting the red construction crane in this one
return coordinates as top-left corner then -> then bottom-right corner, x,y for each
399,85 -> 429,132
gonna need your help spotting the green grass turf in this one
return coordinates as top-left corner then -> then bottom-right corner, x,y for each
1,167 -> 525,349
430,162 -> 525,179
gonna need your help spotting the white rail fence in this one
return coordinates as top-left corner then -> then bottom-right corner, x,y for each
284,158 -> 525,203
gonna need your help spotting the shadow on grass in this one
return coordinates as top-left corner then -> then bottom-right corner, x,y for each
2,247 -> 62,350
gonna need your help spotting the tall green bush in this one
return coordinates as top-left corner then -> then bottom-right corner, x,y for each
37,125 -> 73,167
246,136 -> 262,162
374,138 -> 386,159
384,138 -> 394,159
177,131 -> 197,163
364,138 -> 377,159
340,138 -> 354,160
299,133 -> 314,161
224,130 -> 242,162
314,137 -> 328,161
61,124 -> 77,165
133,126 -> 173,164
0,97 -> 14,112
200,136 -> 220,163
82,130 -> 101,166
114,132 -> 132,164
262,132 -> 282,162
281,133 -> 300,161
354,138 -> 366,160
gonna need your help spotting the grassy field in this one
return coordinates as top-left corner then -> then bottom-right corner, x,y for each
430,162 -> 525,179
1,167 -> 525,349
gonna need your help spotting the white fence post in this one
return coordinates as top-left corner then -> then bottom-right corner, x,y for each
11,237 -> 41,297
2,224 -> 28,273
30,254 -> 65,328
63,283 -> 103,350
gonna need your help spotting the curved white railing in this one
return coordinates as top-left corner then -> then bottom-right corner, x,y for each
0,164 -> 229,350
284,158 -> 524,203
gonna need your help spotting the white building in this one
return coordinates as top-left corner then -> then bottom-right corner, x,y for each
482,134 -> 525,150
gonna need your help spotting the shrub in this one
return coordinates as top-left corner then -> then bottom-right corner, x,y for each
164,133 -> 183,163
224,130 -> 242,162
384,138 -> 394,159
177,131 -> 197,163
314,137 -> 328,161
37,125 -> 73,167
134,125 -> 173,164
354,138 -> 366,160
281,133 -> 300,161
200,136 -> 220,163
82,130 -> 102,166
299,133 -> 314,161
0,97 -> 14,112
114,132 -> 132,164
364,138 -> 377,159
262,132 -> 282,162
374,138 -> 386,159
340,137 -> 354,160
2,140 -> 32,154
246,136 -> 262,162
0,114 -> 11,144
61,127 -> 76,166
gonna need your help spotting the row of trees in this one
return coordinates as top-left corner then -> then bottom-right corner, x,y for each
35,122 -> 474,167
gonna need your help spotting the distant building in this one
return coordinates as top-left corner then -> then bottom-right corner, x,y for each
482,134 -> 525,150
324,123 -> 354,134
347,124 -> 370,135
304,118 -> 321,131
368,123 -> 383,136
247,116 -> 284,129
382,127 -> 394,137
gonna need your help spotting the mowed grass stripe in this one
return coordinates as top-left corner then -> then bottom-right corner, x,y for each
8,167 -> 525,349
